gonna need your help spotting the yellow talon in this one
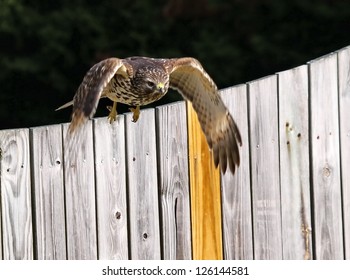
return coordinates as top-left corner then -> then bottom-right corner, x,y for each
107,102 -> 118,124
129,105 -> 140,122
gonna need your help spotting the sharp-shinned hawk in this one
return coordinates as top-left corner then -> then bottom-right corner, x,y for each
57,57 -> 242,174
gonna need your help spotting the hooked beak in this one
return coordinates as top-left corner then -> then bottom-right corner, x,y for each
156,82 -> 166,94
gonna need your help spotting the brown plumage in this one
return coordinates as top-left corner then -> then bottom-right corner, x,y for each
57,56 -> 242,174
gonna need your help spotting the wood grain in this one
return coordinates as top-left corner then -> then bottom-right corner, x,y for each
156,101 -> 192,260
248,75 -> 282,259
125,109 -> 161,260
0,129 -> 33,259
309,53 -> 344,259
63,121 -> 97,259
30,125 -> 66,259
93,116 -> 128,260
338,46 -> 350,260
220,85 -> 253,260
187,101 -> 222,260
278,66 -> 313,259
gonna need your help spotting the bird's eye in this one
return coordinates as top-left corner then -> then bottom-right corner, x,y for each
146,81 -> 155,88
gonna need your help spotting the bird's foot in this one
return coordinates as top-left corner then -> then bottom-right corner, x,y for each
107,102 -> 118,124
129,106 -> 140,122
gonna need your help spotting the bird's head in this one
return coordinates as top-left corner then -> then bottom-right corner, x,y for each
133,65 -> 169,97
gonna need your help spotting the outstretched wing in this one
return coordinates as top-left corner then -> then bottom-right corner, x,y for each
168,57 -> 242,174
68,58 -> 128,134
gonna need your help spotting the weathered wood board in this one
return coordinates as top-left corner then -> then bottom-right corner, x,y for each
278,66 -> 313,259
125,109 -> 161,260
220,85 -> 253,260
309,53 -> 344,259
156,101 -> 192,260
94,116 -> 128,260
248,75 -> 282,259
63,122 -> 97,259
30,125 -> 66,259
338,46 -> 350,260
0,129 -> 33,259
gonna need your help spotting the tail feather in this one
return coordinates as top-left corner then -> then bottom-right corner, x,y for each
55,100 -> 73,111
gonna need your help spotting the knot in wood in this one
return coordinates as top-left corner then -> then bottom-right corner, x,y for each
115,211 -> 121,220
322,166 -> 331,178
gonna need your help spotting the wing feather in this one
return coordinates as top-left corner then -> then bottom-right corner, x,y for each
64,58 -> 128,163
68,58 -> 128,134
168,57 -> 242,174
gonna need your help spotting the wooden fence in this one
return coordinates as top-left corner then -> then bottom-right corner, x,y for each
0,46 -> 349,260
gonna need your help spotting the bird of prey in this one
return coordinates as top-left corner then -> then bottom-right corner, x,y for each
57,57 -> 242,174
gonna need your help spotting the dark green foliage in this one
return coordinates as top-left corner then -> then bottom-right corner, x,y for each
1,0 -> 349,129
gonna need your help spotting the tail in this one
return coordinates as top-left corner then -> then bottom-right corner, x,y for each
55,100 -> 73,111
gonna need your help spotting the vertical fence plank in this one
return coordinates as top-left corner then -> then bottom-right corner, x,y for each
220,85 -> 253,260
94,117 -> 128,260
126,109 -> 161,260
187,102 -> 222,260
338,47 -> 350,260
63,122 -> 97,259
248,75 -> 282,259
0,129 -> 33,259
278,66 -> 313,259
156,102 -> 192,260
30,125 -> 66,259
309,54 -> 344,259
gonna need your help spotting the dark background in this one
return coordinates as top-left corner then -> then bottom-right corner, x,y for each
1,0 -> 349,129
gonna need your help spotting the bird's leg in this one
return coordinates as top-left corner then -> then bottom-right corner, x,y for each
107,101 -> 118,124
129,105 -> 140,122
